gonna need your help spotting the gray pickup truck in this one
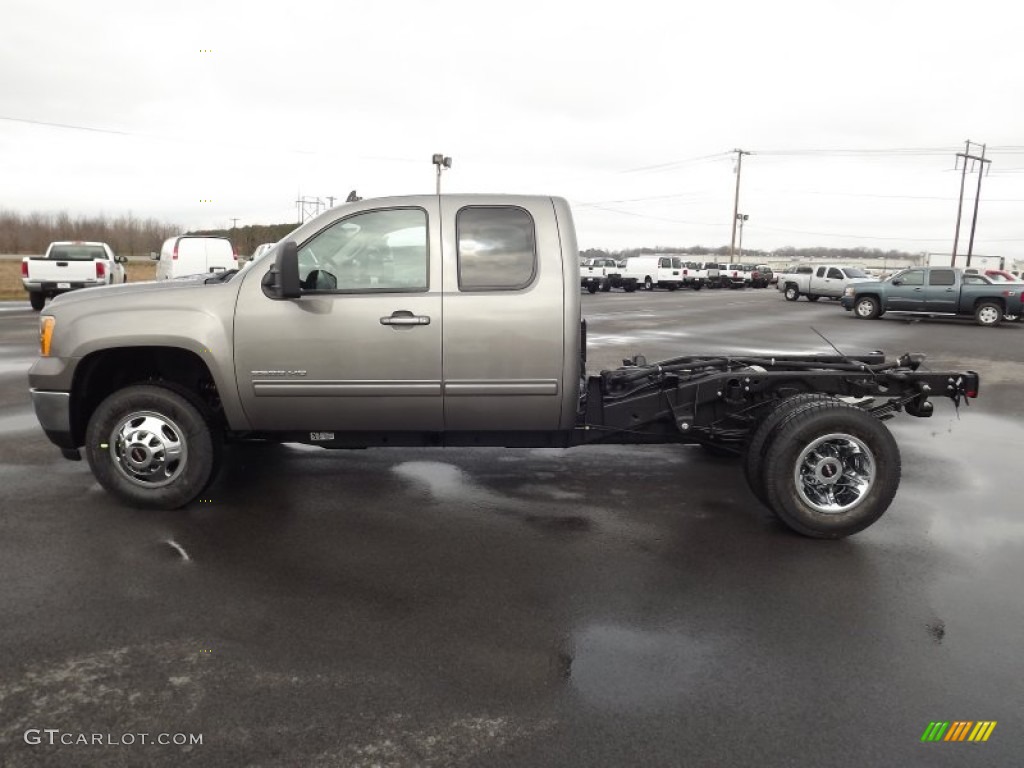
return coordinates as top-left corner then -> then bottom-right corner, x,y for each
29,194 -> 981,538
841,266 -> 1024,326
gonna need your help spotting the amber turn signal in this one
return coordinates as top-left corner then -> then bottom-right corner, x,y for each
40,316 -> 55,357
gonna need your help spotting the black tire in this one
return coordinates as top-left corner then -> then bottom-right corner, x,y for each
600,279 -> 612,292
624,282 -> 637,293
743,394 -> 839,506
853,296 -> 880,320
586,282 -> 598,294
692,282 -> 703,291
667,283 -> 677,291
974,301 -> 1003,327
784,285 -> 799,301
85,384 -> 222,509
761,402 -> 901,539
644,276 -> 654,291
807,295 -> 820,302
29,292 -> 45,311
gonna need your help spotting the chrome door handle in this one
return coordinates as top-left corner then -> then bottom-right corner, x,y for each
380,310 -> 430,326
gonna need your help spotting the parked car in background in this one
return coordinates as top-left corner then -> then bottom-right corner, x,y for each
841,266 -> 1024,326
750,264 -> 773,288
21,241 -> 127,311
971,268 -> 1022,283
778,264 -> 873,301
580,257 -> 622,293
153,236 -> 236,280
680,261 -> 706,290
620,255 -> 684,291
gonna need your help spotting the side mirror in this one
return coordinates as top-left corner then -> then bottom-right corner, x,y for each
149,251 -> 160,261
261,240 -> 302,299
891,278 -> 902,286
116,255 -> 128,264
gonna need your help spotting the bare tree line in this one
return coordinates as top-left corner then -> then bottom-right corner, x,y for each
0,210 -> 181,256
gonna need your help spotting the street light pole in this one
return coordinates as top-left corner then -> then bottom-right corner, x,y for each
729,149 -> 750,258
736,213 -> 749,259
432,153 -> 452,194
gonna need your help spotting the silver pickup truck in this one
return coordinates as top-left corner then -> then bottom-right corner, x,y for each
29,194 -> 981,539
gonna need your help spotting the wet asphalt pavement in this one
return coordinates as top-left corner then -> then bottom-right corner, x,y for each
0,289 -> 1022,767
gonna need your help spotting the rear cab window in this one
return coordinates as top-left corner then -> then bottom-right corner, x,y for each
457,206 -> 537,291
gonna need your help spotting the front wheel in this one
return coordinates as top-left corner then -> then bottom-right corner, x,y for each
854,296 -> 880,319
975,301 -> 1003,327
85,384 -> 222,509
644,276 -> 654,291
600,279 -> 612,292
586,282 -> 598,294
29,292 -> 45,311
784,285 -> 799,301
761,402 -> 901,538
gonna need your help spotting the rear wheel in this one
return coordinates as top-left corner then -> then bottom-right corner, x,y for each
784,285 -> 799,301
854,296 -> 880,319
761,402 -> 900,538
85,384 -> 222,509
600,279 -> 612,292
644,276 -> 654,291
692,282 -> 703,291
29,292 -> 45,311
807,295 -> 820,302
975,301 -> 1003,327
586,282 -> 598,294
744,394 -> 838,505
624,282 -> 637,293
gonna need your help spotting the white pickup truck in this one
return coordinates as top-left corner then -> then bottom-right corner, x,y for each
580,257 -> 621,293
22,241 -> 127,311
778,264 -> 874,302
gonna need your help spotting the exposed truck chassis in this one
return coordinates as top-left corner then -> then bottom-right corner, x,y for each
229,349 -> 976,539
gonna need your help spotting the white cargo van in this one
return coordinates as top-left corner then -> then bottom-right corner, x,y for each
621,255 -> 684,291
153,236 -> 236,280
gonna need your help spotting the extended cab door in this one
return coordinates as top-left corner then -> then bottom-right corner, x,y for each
886,268 -> 927,311
233,201 -> 443,432
439,197 -> 569,432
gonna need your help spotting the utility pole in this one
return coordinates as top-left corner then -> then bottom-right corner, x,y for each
965,144 -> 990,267
230,218 -> 239,229
729,149 -> 750,257
951,140 -> 991,267
326,196 -> 336,208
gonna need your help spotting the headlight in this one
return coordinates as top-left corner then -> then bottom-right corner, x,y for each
844,286 -> 855,296
40,316 -> 55,356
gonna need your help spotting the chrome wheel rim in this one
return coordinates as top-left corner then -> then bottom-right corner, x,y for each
786,288 -> 796,300
109,411 -> 188,488
978,306 -> 999,324
793,433 -> 875,514
855,300 -> 874,317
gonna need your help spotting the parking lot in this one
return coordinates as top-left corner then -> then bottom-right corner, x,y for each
1,288 -> 1022,767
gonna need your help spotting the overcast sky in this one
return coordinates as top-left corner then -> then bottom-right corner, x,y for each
3,0 -> 1023,260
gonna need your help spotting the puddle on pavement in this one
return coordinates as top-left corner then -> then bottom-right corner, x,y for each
569,623 -> 710,711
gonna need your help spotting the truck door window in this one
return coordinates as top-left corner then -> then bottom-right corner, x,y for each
929,269 -> 955,286
816,267 -> 827,278
457,206 -> 537,291
827,268 -> 843,279
899,270 -> 925,286
296,208 -> 428,293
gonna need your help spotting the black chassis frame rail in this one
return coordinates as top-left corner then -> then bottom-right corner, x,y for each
574,351 -> 980,447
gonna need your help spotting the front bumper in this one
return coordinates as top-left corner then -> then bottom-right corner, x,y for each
30,389 -> 76,450
840,295 -> 854,310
